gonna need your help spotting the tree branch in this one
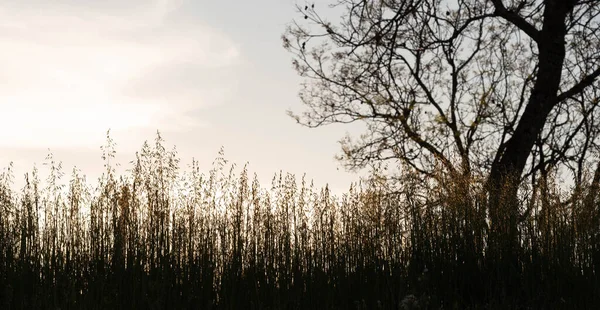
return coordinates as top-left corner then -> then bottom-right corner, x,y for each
557,66 -> 600,102
490,0 -> 541,42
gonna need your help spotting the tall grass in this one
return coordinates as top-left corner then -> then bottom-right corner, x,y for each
0,132 -> 598,309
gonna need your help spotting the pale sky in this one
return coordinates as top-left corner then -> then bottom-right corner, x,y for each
0,0 -> 363,194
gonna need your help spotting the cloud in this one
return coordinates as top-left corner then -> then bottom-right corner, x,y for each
121,61 -> 239,108
0,0 -> 240,149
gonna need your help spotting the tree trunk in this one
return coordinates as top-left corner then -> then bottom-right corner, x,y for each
584,161 -> 600,210
487,0 -> 574,298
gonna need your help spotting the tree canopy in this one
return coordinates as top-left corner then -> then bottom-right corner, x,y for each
284,0 -> 599,186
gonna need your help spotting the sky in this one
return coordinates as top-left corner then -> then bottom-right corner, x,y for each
0,0 -> 364,194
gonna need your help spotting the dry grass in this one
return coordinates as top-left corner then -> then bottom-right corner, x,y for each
0,132 -> 598,309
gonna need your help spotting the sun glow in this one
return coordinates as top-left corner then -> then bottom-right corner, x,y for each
0,0 -> 240,150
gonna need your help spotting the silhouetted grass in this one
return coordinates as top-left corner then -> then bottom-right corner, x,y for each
0,132 -> 598,309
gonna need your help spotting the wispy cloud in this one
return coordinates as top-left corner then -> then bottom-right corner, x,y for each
0,0 -> 241,149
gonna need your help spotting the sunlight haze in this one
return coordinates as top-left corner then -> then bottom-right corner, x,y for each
0,0 -> 362,193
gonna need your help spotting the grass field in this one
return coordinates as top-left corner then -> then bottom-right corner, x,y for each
0,133 -> 598,309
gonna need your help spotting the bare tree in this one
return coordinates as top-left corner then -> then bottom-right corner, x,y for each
283,0 -> 600,260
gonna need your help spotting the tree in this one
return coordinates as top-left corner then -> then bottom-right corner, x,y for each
284,0 -> 600,266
